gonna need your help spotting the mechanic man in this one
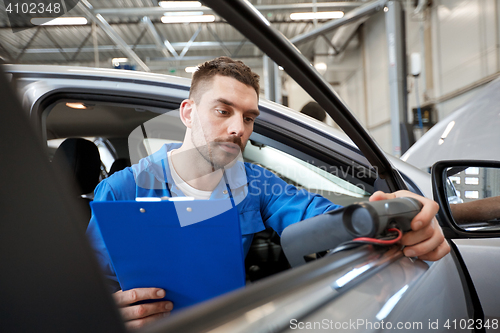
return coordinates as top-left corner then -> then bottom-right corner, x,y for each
86,56 -> 450,330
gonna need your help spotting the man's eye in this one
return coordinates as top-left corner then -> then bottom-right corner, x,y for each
244,117 -> 255,123
216,109 -> 228,115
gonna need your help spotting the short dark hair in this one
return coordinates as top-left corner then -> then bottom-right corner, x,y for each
189,56 -> 260,103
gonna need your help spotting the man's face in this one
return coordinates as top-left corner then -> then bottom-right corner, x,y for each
190,75 -> 259,169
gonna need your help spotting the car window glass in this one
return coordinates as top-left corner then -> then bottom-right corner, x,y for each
44,100 -> 181,168
143,138 -> 182,156
48,136 -> 107,159
446,166 -> 500,231
94,141 -> 116,173
243,142 -> 370,206
136,111 -> 371,207
43,97 -> 372,200
128,110 -> 186,164
47,137 -> 114,179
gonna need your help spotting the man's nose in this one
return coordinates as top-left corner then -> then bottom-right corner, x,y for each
228,116 -> 245,137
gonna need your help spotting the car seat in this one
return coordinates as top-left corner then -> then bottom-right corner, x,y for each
109,158 -> 131,176
52,138 -> 101,228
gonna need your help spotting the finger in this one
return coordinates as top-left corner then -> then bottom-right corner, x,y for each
402,224 -> 445,258
113,288 -> 166,307
400,218 -> 437,247
409,201 -> 439,231
120,300 -> 173,322
124,312 -> 171,331
417,240 -> 450,261
369,191 -> 395,202
391,190 -> 440,231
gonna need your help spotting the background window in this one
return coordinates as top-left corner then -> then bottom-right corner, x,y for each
465,177 -> 479,185
465,167 -> 479,175
464,191 -> 479,199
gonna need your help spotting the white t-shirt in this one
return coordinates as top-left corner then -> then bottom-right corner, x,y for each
167,150 -> 212,200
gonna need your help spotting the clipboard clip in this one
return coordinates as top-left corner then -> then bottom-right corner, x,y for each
135,197 -> 196,213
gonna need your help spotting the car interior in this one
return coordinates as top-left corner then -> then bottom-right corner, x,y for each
42,97 -> 377,281
51,137 -> 101,229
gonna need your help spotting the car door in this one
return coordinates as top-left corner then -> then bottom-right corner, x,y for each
1,1 -> 492,332
433,161 -> 500,332
0,64 -> 127,333
1,60 -> 475,333
143,1 -> 477,331
153,1 -> 480,331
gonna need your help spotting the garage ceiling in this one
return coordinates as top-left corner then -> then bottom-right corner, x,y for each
0,1 -> 371,73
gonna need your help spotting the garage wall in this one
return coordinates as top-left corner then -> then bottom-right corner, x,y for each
430,0 -> 499,119
361,11 -> 392,151
151,0 -> 500,157
319,10 -> 393,153
335,44 -> 367,128
311,0 -> 500,155
432,0 -> 498,95
283,76 -> 313,113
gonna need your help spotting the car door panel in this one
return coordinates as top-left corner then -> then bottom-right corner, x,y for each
454,238 -> 500,330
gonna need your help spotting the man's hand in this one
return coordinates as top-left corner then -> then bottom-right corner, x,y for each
369,190 -> 450,261
113,288 -> 173,330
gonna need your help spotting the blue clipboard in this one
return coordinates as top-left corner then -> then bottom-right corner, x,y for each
91,199 -> 246,311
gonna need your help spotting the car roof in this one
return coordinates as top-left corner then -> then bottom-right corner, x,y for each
402,76 -> 500,169
6,63 -> 431,197
5,64 -> 358,147
5,64 -> 191,85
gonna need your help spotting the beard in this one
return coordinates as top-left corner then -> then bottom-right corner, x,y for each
193,135 -> 244,170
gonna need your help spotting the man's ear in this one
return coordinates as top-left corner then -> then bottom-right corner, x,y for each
179,99 -> 195,128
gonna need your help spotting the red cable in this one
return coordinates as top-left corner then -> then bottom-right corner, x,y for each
352,228 -> 402,245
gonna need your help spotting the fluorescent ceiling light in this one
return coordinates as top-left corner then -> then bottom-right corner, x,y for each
314,62 -> 327,72
159,1 -> 201,8
161,14 -> 215,23
290,11 -> 344,20
185,66 -> 198,73
163,11 -> 203,16
31,17 -> 88,26
112,57 -> 129,66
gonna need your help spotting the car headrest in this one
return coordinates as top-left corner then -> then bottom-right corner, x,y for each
109,158 -> 131,176
53,138 -> 101,194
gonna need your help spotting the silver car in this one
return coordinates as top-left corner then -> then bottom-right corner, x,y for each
2,0 -> 500,332
402,76 -> 500,171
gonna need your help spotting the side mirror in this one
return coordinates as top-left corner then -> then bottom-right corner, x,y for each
432,160 -> 500,237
